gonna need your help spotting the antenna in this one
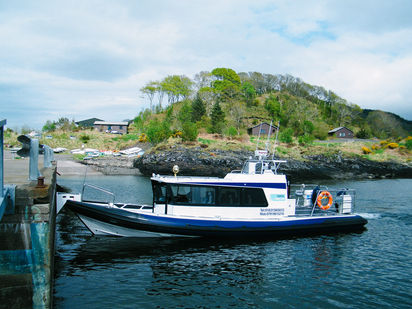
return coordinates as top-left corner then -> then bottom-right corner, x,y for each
271,121 -> 280,160
255,122 -> 263,153
265,121 -> 273,153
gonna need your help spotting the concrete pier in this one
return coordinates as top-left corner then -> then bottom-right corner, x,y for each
0,152 -> 57,309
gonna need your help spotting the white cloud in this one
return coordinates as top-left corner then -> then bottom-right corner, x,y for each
1,0 -> 411,130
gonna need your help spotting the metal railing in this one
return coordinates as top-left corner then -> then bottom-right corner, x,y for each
289,184 -> 356,216
81,183 -> 116,205
0,119 -> 16,221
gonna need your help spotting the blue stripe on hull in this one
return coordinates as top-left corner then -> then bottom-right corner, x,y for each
182,182 -> 287,189
66,201 -> 367,237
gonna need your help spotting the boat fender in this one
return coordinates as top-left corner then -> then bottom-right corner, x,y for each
317,191 -> 333,210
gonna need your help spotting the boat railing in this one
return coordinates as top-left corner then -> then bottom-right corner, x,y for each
81,183 -> 116,205
289,184 -> 356,216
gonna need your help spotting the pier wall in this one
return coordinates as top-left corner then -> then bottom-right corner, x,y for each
0,162 -> 57,309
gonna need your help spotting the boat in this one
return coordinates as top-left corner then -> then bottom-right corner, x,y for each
63,148 -> 367,238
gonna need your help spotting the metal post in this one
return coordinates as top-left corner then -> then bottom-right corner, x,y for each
43,145 -> 54,168
29,138 -> 41,181
0,119 -> 5,197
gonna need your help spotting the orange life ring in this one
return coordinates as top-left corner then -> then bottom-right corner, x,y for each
316,191 -> 333,210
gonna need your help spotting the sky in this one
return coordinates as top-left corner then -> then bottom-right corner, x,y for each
1,0 -> 412,130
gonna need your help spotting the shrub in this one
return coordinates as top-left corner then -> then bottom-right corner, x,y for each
138,133 -> 147,143
386,142 -> 399,149
298,134 -> 314,145
145,120 -> 171,144
405,139 -> 412,150
181,122 -> 198,141
80,134 -> 90,143
280,128 -> 293,144
356,128 -> 371,139
225,126 -> 238,139
362,146 -> 372,154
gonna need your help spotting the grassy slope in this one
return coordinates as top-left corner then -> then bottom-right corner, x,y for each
4,129 -> 410,164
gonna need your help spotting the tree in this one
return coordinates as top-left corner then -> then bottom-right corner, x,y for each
177,101 -> 192,124
280,128 -> 293,144
228,101 -> 246,132
161,75 -> 193,106
42,120 -> 56,132
140,82 -> 157,111
265,95 -> 282,121
191,94 -> 206,122
211,68 -> 241,102
241,82 -> 256,106
181,122 -> 198,141
145,120 -> 171,144
210,102 -> 225,133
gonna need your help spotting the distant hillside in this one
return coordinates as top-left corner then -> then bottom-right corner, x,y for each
361,110 -> 412,138
132,68 -> 411,142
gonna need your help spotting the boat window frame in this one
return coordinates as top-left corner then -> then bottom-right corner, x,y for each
167,183 -> 268,207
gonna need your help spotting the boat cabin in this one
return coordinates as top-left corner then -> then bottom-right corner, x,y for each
151,158 -> 295,219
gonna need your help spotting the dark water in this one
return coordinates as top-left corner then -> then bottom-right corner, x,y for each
54,176 -> 412,308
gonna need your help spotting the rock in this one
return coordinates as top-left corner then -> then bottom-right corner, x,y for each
134,147 -> 412,181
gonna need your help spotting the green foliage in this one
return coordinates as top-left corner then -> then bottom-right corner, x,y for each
405,139 -> 412,150
136,69 -> 410,147
312,122 -> 330,140
356,127 -> 371,139
177,101 -> 192,124
225,126 -> 238,138
43,120 -> 56,132
280,128 -> 293,144
303,120 -> 314,135
79,134 -> 90,143
181,122 -> 198,141
191,95 -> 206,122
112,134 -> 140,142
211,68 -> 241,101
298,134 -> 314,145
145,120 -> 171,144
264,95 -> 282,121
241,82 -> 256,106
161,75 -> 193,104
210,102 -> 225,134
133,109 -> 152,132
42,118 -> 75,132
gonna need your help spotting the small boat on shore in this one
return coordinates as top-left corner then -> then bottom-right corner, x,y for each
64,148 -> 367,238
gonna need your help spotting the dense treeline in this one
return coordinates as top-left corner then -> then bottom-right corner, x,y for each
134,68 -> 410,144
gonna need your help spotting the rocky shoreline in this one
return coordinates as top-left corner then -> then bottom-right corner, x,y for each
80,156 -> 141,175
81,146 -> 412,180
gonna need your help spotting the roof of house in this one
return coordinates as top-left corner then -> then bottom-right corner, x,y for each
248,122 -> 278,129
94,121 -> 129,126
328,126 -> 353,133
75,118 -> 104,127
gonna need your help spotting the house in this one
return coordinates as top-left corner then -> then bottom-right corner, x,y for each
328,127 -> 354,138
93,121 -> 129,134
248,122 -> 278,136
75,118 -> 104,128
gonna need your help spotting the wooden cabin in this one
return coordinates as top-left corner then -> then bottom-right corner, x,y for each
328,127 -> 354,139
93,121 -> 129,134
248,122 -> 278,136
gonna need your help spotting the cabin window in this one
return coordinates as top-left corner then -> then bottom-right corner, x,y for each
168,184 -> 267,207
241,188 -> 267,206
152,182 -> 167,203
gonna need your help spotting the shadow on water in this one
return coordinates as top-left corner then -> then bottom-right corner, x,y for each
55,210 -> 367,270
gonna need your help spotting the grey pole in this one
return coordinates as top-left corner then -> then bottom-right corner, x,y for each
0,119 -> 5,197
29,139 -> 41,181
